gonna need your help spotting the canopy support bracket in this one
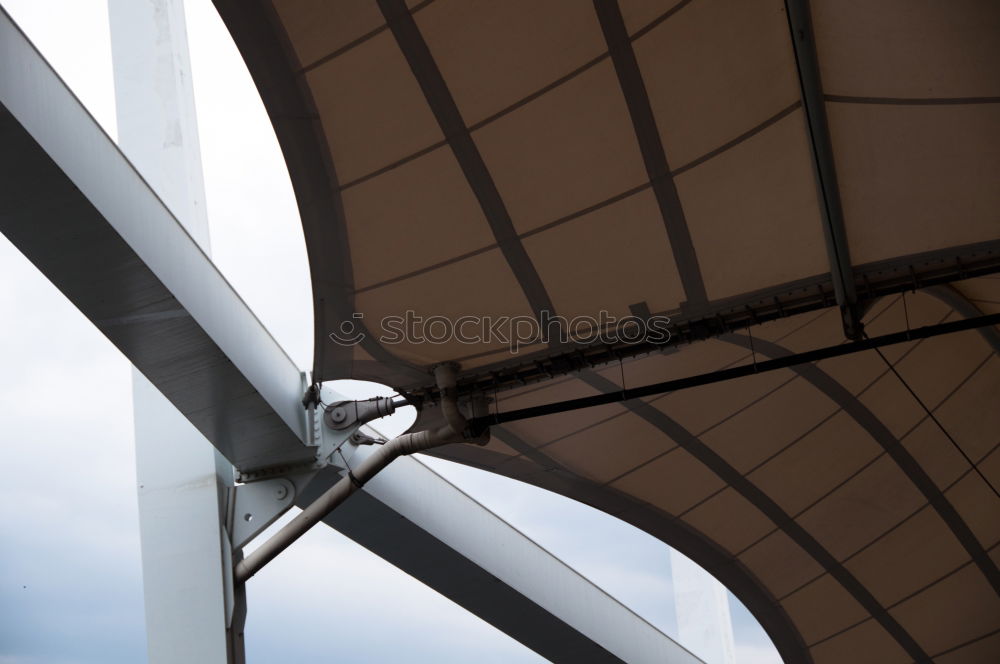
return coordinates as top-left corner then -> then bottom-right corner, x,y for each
233,364 -> 489,584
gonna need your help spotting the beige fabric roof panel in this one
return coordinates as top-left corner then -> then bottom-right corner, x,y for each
740,530 -> 824,599
845,506 -> 974,607
617,0 -> 687,37
634,0 -> 802,167
612,447 -> 728,515
646,367 -> 792,437
272,0 -> 425,67
947,467 -> 1000,547
828,102 -> 1000,265
780,572 -> 869,645
902,418 -> 983,491
305,29 -> 443,185
355,248 -> 535,366
890,564 -> 1000,655
522,188 -> 686,318
682,488 -> 775,553
472,58 -> 649,234
272,0 -> 386,66
933,358 -> 1000,462
936,633 -> 1000,664
745,411 -> 881,515
675,109 -> 828,299
214,0 -> 1000,661
416,0 -> 608,127
700,377 -> 839,473
543,412 -> 674,484
812,0 -> 1000,99
795,454 -> 927,560
809,619 -> 911,664
344,145 -> 496,289
957,277 -> 1000,315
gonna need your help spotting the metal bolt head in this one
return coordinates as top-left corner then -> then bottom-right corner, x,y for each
330,407 -> 347,423
275,485 -> 288,500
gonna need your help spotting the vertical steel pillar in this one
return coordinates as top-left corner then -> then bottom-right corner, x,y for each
108,1 -> 244,661
670,548 -> 736,664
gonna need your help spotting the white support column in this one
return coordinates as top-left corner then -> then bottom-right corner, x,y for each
109,0 -> 210,248
131,377 -> 237,663
670,548 -> 736,664
108,1 -> 241,661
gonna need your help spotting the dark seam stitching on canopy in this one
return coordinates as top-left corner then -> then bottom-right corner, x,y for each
771,367 -> 1000,601
930,623 -> 1000,659
298,0 -> 437,73
576,369 -> 929,661
489,422 -> 814,663
336,1 -> 700,193
826,94 -> 1000,105
720,333 -> 1000,599
807,542 -> 1000,650
377,0 -> 554,323
675,303 -> 918,521
594,0 -> 705,304
351,100 -> 797,295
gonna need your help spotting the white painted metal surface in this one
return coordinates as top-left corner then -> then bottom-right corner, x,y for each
132,375 -> 235,663
109,0 -> 210,248
109,2 -> 238,661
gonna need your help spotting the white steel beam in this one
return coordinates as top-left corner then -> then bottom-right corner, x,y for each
0,3 -> 309,473
316,450 -> 702,664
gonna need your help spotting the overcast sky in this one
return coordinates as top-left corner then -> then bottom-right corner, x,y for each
0,1 -> 781,662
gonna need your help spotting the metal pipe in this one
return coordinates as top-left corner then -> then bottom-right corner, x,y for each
469,312 -> 1000,429
235,364 -> 487,584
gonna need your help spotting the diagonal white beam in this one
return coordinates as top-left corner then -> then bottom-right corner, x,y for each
0,9 -> 700,662
0,5 -> 308,473
316,451 -> 702,664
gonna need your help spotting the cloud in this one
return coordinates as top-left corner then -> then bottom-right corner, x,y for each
0,243 -> 146,664
734,643 -> 783,664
